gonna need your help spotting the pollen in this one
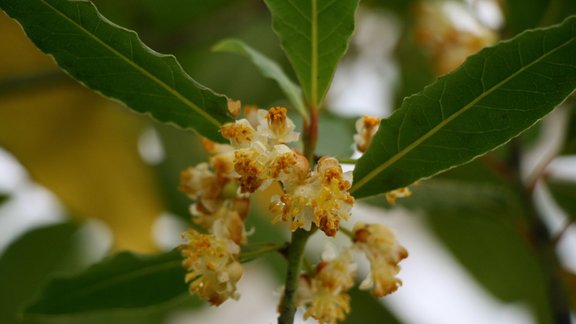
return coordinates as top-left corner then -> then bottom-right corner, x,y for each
221,119 -> 256,148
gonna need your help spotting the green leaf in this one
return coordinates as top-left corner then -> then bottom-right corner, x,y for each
25,250 -> 187,315
0,222 -> 81,324
0,0 -> 233,142
546,178 -> 576,220
352,16 -> 576,198
264,0 -> 359,107
213,38 -> 308,120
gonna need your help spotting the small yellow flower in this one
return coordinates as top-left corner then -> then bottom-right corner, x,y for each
385,187 -> 412,205
270,191 -> 311,231
269,157 -> 354,237
269,145 -> 309,190
257,107 -> 299,144
179,163 -> 227,213
180,228 -> 243,306
221,119 -> 256,148
233,143 -> 271,193
353,223 -> 408,297
314,248 -> 356,292
353,116 -> 380,153
304,288 -> 350,324
299,248 -> 356,324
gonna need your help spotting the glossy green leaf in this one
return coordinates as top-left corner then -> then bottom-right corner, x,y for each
25,250 -> 186,315
264,0 -> 359,107
213,38 -> 307,119
0,222 -> 81,324
0,0 -> 232,142
546,179 -> 576,220
352,16 -> 576,198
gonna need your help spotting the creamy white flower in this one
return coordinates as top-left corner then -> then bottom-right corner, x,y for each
270,157 -> 354,237
256,107 -> 299,145
353,223 -> 408,297
353,116 -> 380,153
298,247 -> 356,324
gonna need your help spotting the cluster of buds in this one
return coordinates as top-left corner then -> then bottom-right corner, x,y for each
179,107 -> 409,323
178,137 -> 249,304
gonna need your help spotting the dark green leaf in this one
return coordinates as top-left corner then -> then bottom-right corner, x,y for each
213,38 -> 307,119
25,250 -> 187,315
546,178 -> 576,220
264,0 -> 359,107
0,222 -> 81,324
0,0 -> 232,142
352,16 -> 576,198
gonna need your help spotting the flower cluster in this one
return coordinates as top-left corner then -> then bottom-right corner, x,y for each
179,108 -> 409,322
220,107 -> 307,193
297,222 -> 408,324
298,249 -> 356,324
179,106 -> 309,305
180,224 -> 243,306
270,156 -> 355,236
178,116 -> 251,305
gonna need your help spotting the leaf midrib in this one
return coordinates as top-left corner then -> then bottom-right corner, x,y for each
39,0 -> 222,128
311,0 -> 318,106
351,35 -> 576,195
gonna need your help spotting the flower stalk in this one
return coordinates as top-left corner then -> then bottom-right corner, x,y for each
278,228 -> 315,324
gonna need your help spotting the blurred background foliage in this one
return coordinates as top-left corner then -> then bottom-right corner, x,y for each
1,0 -> 576,323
